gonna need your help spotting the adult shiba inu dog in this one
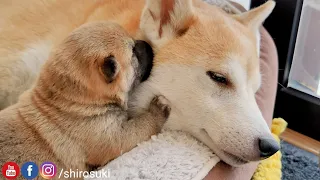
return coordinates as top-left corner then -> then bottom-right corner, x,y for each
0,22 -> 171,177
0,0 -> 278,166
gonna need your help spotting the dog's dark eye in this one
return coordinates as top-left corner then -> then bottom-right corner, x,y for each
206,71 -> 228,85
102,55 -> 118,83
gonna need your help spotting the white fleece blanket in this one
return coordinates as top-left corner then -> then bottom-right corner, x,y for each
87,131 -> 220,180
85,1 -> 241,180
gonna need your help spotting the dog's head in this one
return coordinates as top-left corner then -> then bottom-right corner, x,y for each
38,22 -> 153,107
131,0 -> 278,166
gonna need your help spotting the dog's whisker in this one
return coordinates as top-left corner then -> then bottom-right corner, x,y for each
278,82 -> 286,89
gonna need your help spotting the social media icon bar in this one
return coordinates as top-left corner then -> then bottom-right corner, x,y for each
21,162 -> 39,179
40,162 -> 57,179
1,162 -> 20,179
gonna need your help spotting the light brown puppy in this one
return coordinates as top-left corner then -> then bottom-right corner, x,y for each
0,21 -> 170,178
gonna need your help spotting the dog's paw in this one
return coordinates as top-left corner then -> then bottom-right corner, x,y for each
149,95 -> 171,120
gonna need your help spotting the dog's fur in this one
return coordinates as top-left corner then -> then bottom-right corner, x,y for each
0,22 -> 171,179
0,0 -> 276,167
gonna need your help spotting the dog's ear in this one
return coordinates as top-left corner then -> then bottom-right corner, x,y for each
140,0 -> 195,49
235,1 -> 275,30
101,55 -> 119,83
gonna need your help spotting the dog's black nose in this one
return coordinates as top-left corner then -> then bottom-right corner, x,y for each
134,40 -> 154,82
259,137 -> 280,158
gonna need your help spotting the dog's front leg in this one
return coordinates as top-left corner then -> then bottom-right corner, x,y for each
118,95 -> 170,153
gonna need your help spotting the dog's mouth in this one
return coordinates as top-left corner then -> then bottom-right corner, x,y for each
221,150 -> 249,165
200,129 -> 249,166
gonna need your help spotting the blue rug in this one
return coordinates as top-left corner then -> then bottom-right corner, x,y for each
281,141 -> 319,180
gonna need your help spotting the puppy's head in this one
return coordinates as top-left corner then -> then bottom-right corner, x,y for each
38,22 -> 153,106
131,0 -> 278,166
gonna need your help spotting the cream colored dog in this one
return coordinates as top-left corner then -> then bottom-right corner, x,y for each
0,0 -> 278,167
0,22 -> 171,179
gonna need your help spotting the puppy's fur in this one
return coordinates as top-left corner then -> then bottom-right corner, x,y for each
0,0 -> 276,167
0,22 -> 170,178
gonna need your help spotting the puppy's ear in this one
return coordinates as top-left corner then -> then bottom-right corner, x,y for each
140,0 -> 195,49
101,56 -> 119,83
234,1 -> 275,30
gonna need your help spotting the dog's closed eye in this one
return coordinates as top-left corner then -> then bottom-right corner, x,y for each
206,71 -> 228,85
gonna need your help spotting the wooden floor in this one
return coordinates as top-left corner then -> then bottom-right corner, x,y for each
280,128 -> 320,156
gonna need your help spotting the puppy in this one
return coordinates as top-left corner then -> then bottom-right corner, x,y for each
0,22 -> 170,178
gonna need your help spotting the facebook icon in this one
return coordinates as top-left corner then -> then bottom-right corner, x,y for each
21,162 -> 39,179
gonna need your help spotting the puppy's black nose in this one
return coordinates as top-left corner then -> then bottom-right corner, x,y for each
259,137 -> 280,159
134,40 -> 154,82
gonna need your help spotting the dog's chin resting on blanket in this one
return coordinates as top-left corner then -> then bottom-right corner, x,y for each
86,0 -> 278,180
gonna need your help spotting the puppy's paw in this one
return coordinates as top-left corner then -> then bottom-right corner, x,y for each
149,95 -> 171,120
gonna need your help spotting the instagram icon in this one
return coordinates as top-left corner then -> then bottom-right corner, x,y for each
40,162 -> 57,179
